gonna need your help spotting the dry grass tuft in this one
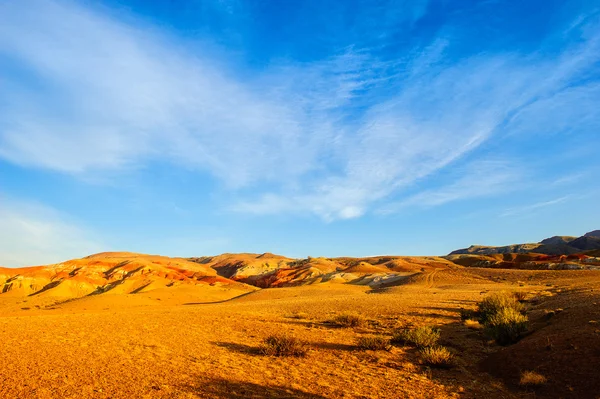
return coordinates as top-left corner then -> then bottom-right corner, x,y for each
513,291 -> 527,302
332,312 -> 365,328
391,326 -> 440,348
287,312 -> 309,320
356,335 -> 390,351
477,292 -> 524,323
259,334 -> 308,357
420,346 -> 454,368
463,319 -> 483,330
485,307 -> 528,345
519,371 -> 547,386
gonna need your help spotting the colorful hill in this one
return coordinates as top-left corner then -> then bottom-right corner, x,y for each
0,252 -> 253,301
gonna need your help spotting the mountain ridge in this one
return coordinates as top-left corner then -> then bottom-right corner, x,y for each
449,230 -> 600,256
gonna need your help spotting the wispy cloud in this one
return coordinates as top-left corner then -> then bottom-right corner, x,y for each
500,196 -> 572,218
0,197 -> 103,267
379,161 -> 521,212
1,1 -> 599,221
551,173 -> 586,186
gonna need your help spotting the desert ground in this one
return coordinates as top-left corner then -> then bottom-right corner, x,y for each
1,253 -> 599,399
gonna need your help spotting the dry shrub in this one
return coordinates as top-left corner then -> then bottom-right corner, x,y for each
463,319 -> 483,330
520,371 -> 547,386
420,346 -> 454,368
513,291 -> 527,302
259,334 -> 308,357
333,312 -> 365,328
485,307 -> 528,345
356,335 -> 390,351
287,312 -> 308,320
391,326 -> 440,348
477,292 -> 524,323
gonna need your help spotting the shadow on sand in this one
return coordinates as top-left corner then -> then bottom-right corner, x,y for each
183,290 -> 257,305
212,341 -> 260,355
184,377 -> 326,398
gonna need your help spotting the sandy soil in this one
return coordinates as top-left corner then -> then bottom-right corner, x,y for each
1,267 -> 599,399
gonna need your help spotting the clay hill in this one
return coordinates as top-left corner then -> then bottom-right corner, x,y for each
0,252 -> 257,305
1,230 -> 598,304
1,251 -> 455,304
189,253 -> 453,288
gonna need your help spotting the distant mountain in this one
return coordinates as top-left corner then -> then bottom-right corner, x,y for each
539,236 -> 577,245
449,230 -> 600,256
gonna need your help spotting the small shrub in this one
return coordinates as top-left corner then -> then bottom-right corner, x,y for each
259,334 -> 308,357
356,335 -> 390,351
391,326 -> 440,348
420,346 -> 454,368
477,292 -> 524,323
287,312 -> 308,320
485,307 -> 528,345
520,370 -> 547,386
332,313 -> 365,328
513,291 -> 527,302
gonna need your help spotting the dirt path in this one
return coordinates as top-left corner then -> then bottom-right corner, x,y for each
424,269 -> 438,288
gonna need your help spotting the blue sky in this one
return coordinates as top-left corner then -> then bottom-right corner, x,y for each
1,0 -> 599,266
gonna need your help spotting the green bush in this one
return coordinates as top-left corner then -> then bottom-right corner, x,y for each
485,307 -> 528,345
356,335 -> 390,351
332,313 -> 365,328
391,326 -> 440,348
420,346 -> 454,368
477,292 -> 524,323
259,334 -> 308,357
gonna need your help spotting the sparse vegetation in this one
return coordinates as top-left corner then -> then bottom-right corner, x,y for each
519,370 -> 547,386
513,291 -> 527,302
356,335 -> 390,351
472,291 -> 530,344
485,307 -> 528,345
420,346 -> 454,368
477,291 -> 524,323
332,312 -> 365,328
287,311 -> 309,320
259,334 -> 308,357
391,326 -> 440,348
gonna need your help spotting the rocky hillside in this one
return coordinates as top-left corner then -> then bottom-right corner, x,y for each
449,230 -> 600,256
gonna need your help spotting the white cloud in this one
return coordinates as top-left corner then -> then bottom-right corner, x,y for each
0,0 -> 321,187
1,1 -> 599,221
0,197 -> 103,267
